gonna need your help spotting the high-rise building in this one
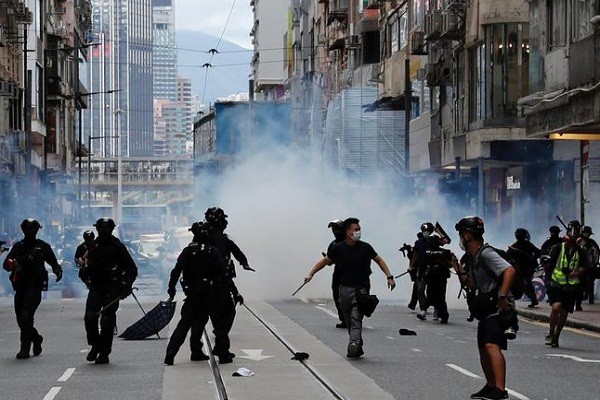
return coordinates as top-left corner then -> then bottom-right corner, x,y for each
86,0 -> 154,157
152,0 -> 177,101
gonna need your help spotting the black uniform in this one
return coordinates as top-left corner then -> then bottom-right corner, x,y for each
80,235 -> 137,361
3,238 -> 61,356
189,231 -> 245,357
423,240 -> 451,323
508,240 -> 542,306
329,239 -> 345,324
413,235 -> 432,314
165,241 -> 229,362
541,236 -> 563,256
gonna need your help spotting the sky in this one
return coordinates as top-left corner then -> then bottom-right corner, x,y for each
175,0 -> 254,49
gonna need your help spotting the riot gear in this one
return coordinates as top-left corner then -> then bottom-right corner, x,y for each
582,225 -> 593,237
515,228 -> 531,242
567,220 -> 582,238
328,219 -> 344,241
83,230 -> 95,241
20,219 -> 41,237
455,216 -> 485,236
94,218 -> 116,237
205,207 -> 228,230
549,225 -> 561,235
420,222 -> 435,233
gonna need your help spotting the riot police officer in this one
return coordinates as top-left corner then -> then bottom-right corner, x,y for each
423,234 -> 451,324
74,230 -> 95,270
2,219 -> 62,359
164,221 -> 230,365
188,207 -> 247,361
80,218 -> 137,364
508,228 -> 542,308
410,222 -> 434,321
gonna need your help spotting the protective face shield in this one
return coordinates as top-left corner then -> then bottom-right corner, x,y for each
567,220 -> 581,239
515,228 -> 530,242
459,236 -> 467,251
190,221 -> 211,243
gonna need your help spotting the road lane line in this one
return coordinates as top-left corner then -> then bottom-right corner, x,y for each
519,317 -> 600,339
445,363 -> 482,378
314,306 -> 338,319
410,348 -> 422,353
446,364 -> 531,400
547,354 -> 600,363
57,368 -> 75,382
43,387 -> 61,400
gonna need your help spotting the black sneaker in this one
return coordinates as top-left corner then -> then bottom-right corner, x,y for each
86,347 -> 99,362
482,387 -> 509,400
164,353 -> 175,365
16,350 -> 30,360
190,351 -> 210,361
219,355 -> 233,364
346,342 -> 363,358
335,322 -> 348,329
95,353 -> 110,364
416,313 -> 426,321
407,303 -> 416,310
470,384 -> 493,399
32,336 -> 43,356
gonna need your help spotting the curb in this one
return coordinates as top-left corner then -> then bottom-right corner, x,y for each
516,308 -> 600,334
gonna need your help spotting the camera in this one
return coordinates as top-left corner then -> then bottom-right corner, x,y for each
426,248 -> 453,262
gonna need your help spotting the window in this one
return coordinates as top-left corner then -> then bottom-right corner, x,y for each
399,10 -> 408,50
410,79 -> 430,120
548,0 -> 567,48
570,0 -> 593,41
413,0 -> 425,29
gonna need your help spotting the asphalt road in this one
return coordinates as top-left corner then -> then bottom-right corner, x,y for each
270,298 -> 600,400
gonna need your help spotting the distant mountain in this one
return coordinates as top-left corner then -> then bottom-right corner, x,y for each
176,30 -> 252,105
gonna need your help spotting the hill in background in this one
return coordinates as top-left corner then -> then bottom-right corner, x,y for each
176,29 -> 252,105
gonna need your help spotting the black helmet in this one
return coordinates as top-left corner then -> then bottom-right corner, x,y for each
420,222 -> 435,233
567,220 -> 581,237
83,230 -> 95,241
20,218 -> 42,231
549,225 -> 561,234
328,219 -> 344,240
205,207 -> 228,229
189,221 -> 211,242
455,216 -> 485,236
94,218 -> 116,235
582,226 -> 593,236
515,228 -> 530,241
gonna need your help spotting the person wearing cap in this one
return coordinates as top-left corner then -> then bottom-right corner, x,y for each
451,216 -> 516,400
575,225 -> 598,309
2,219 -> 62,359
541,226 -> 563,256
544,220 -> 588,347
305,218 -> 396,359
80,218 -> 137,364
327,219 -> 346,328
164,221 -> 229,365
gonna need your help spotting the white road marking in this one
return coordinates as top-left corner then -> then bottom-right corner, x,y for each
446,364 -> 531,400
385,336 -> 395,340
43,387 -> 61,400
446,364 -> 482,379
445,336 -> 455,340
455,340 -> 467,344
79,349 -> 87,353
298,296 -> 309,303
547,354 -> 600,363
57,368 -> 75,382
314,306 -> 338,319
411,348 -> 422,353
364,326 -> 374,330
238,349 -> 274,361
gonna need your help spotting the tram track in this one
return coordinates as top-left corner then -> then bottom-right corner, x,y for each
202,303 -> 349,400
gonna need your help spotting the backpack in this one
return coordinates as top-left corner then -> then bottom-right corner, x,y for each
477,245 -> 526,300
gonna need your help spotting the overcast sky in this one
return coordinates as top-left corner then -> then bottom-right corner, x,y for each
175,0 -> 254,49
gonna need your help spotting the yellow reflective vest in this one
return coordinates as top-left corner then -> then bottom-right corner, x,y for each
551,243 -> 582,286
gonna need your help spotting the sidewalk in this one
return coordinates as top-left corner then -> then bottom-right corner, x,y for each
515,298 -> 600,333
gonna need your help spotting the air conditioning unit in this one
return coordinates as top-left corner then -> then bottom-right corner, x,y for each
346,34 -> 360,48
442,11 -> 460,38
370,63 -> 383,83
410,31 -> 426,55
425,10 -> 442,40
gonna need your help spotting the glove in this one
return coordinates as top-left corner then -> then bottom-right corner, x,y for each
119,288 -> 132,300
55,268 -> 63,283
167,287 -> 176,299
233,293 -> 244,305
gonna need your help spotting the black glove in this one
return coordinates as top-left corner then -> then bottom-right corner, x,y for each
119,288 -> 132,300
55,268 -> 63,283
233,293 -> 244,305
242,265 -> 255,272
167,287 -> 176,299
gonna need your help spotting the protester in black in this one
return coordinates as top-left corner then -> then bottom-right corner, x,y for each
164,221 -> 229,365
410,222 -> 434,321
423,234 -> 451,324
575,225 -> 598,310
3,219 -> 62,359
74,230 -> 95,270
305,218 -> 395,359
80,218 -> 137,364
508,228 -> 542,308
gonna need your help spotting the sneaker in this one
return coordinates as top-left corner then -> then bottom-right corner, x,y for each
544,335 -> 553,346
550,338 -> 559,348
16,350 -> 30,360
164,353 -> 175,366
504,327 -> 517,340
86,347 -> 99,362
407,303 -> 416,310
482,387 -> 509,400
32,336 -> 43,356
432,310 -> 439,321
470,384 -> 493,399
416,313 -> 426,321
575,306 -> 583,311
219,355 -> 233,364
335,322 -> 348,329
190,351 -> 210,361
95,354 -> 110,364
346,342 -> 364,358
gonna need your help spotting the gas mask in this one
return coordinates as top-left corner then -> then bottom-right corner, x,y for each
422,231 -> 431,238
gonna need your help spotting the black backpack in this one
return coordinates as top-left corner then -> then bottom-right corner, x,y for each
477,245 -> 527,300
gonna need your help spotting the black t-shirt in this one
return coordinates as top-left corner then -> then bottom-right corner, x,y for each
327,241 -> 377,288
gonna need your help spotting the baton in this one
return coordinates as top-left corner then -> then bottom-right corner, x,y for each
394,270 -> 410,279
292,280 -> 309,296
556,215 -> 568,230
96,287 -> 134,316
